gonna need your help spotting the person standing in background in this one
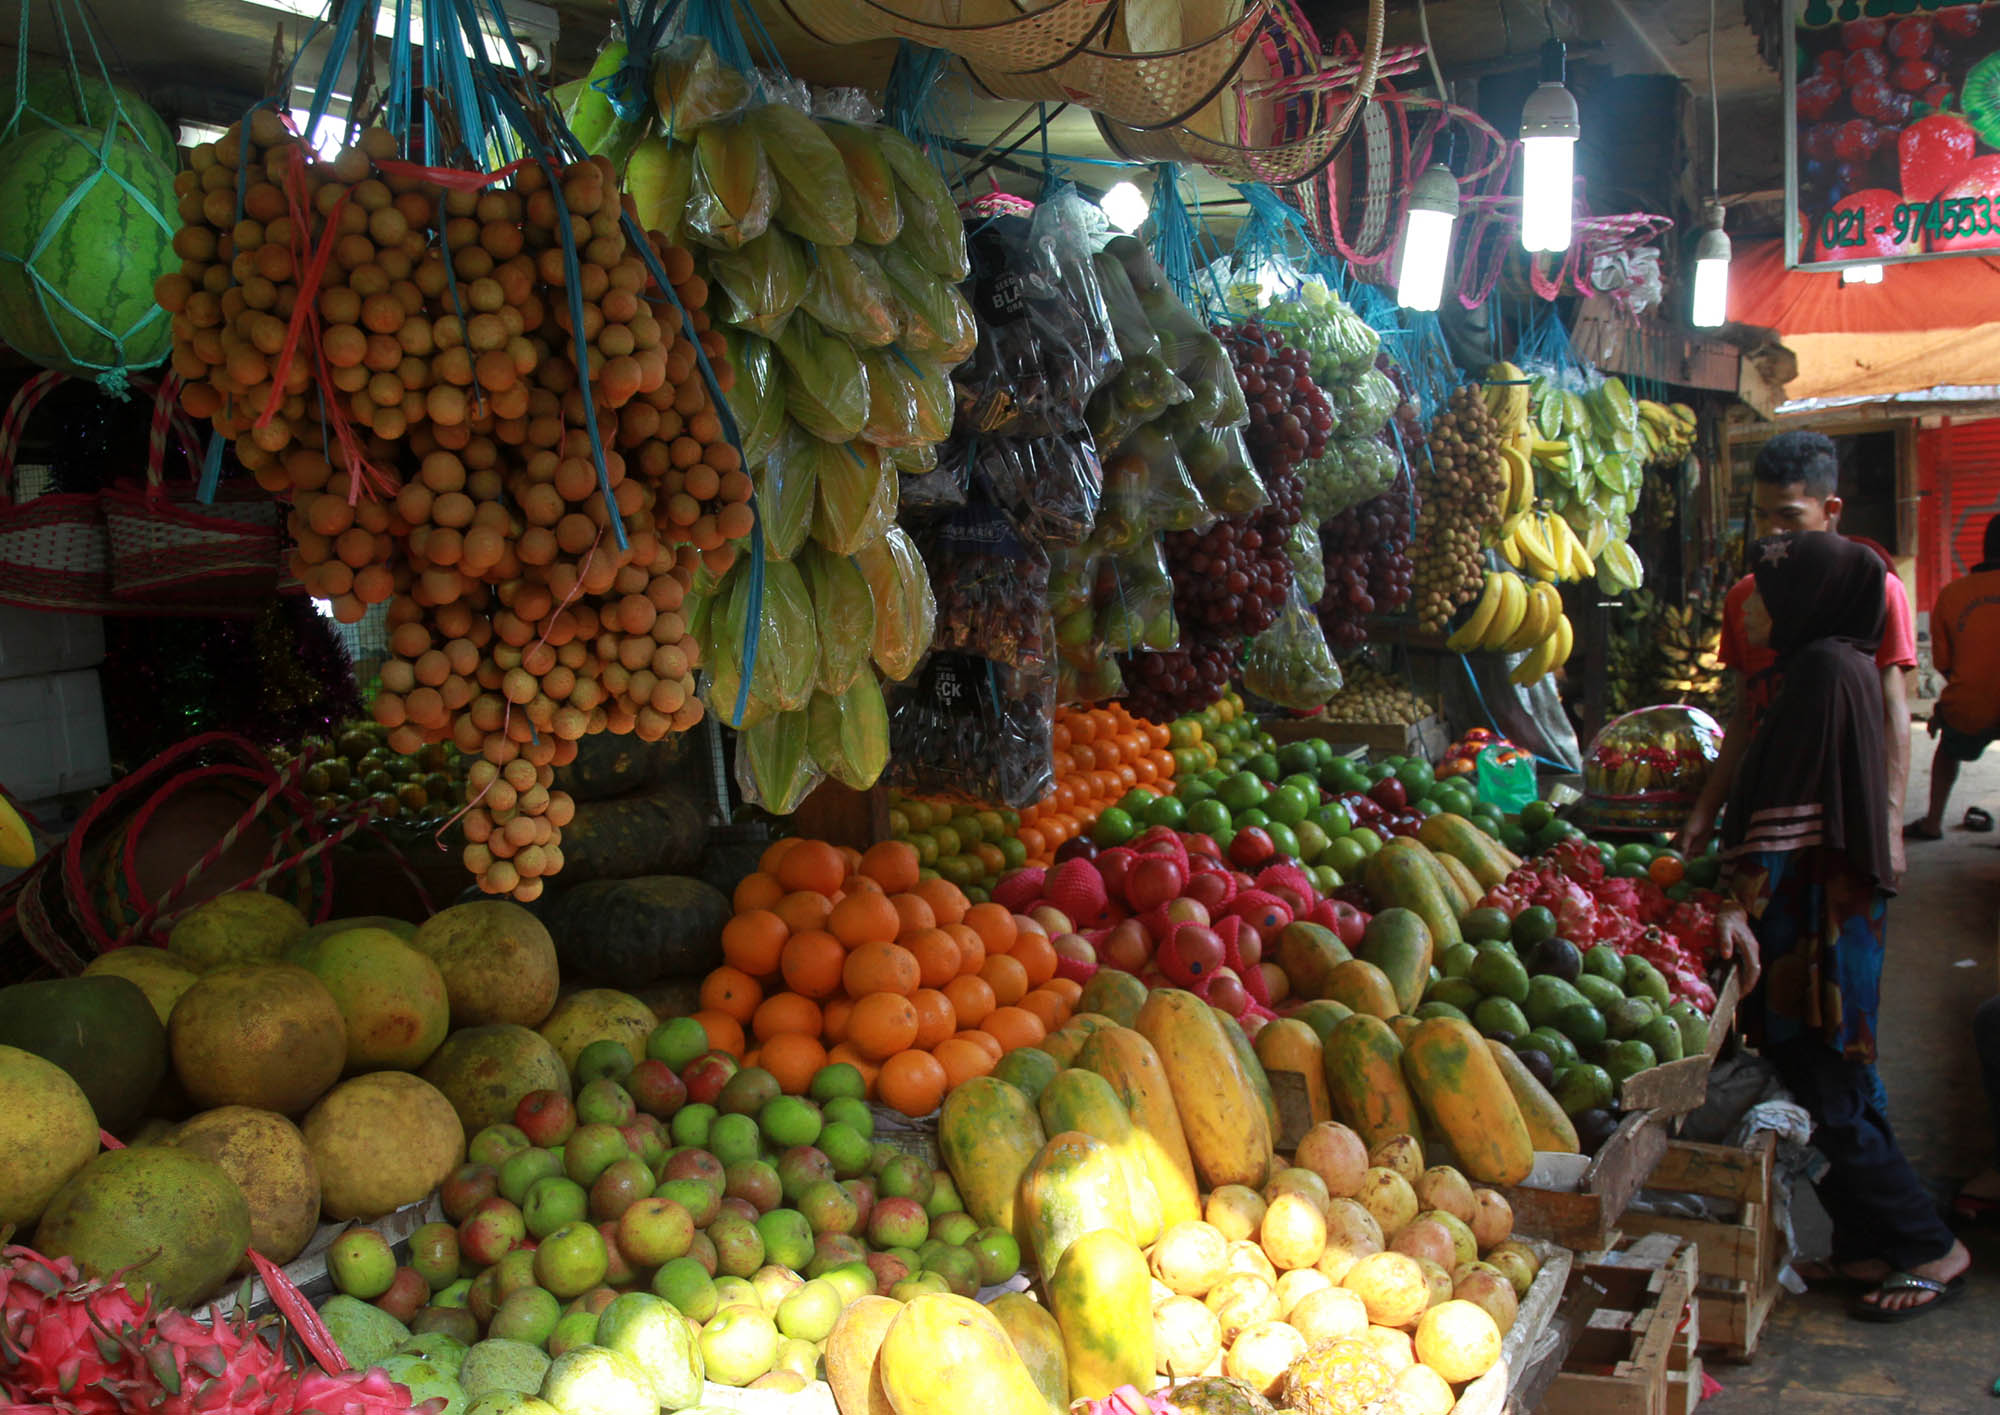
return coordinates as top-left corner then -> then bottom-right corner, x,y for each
1677,430 -> 1917,881
1906,513 -> 2000,840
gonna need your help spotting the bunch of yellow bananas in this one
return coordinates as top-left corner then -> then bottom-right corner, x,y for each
1497,505 -> 1594,583
1442,568 -> 1574,685
1636,399 -> 1697,470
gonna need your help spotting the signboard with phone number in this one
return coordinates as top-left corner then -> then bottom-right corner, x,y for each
1787,1 -> 2000,270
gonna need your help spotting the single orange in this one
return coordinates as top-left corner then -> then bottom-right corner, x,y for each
944,922 -> 986,977
752,991 -> 822,1042
721,909 -> 788,976
848,992 -> 920,1061
841,874 -> 886,897
733,871 -> 784,913
911,877 -> 969,926
876,1048 -> 949,1117
775,839 -> 846,896
773,889 -> 834,934
699,965 -> 762,1023
1017,987 -> 1068,1033
1011,930 -> 1059,986
963,902 -> 1018,956
899,927 -> 963,989
1017,826 -> 1047,860
1043,976 -> 1083,1006
908,987 -> 957,1049
838,845 -> 865,874
691,1008 -> 745,1057
860,840 -> 921,893
829,891 -> 900,948
952,1027 -> 1004,1061
760,1031 -> 827,1094
888,892 -> 937,934
758,837 -> 803,875
825,1041 -> 881,1097
943,974 -> 996,1029
933,1037 -> 994,1089
821,994 -> 855,1044
979,954 -> 1030,1006
842,940 -> 921,998
779,929 -> 847,999
981,1005 -> 1046,1052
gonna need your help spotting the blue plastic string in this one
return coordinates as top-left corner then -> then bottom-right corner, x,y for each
734,502 -> 764,724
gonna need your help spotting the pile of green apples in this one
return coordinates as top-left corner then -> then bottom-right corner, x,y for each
312,1020 -> 1023,1413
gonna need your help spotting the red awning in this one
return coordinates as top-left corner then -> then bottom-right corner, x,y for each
1729,238 -> 2000,335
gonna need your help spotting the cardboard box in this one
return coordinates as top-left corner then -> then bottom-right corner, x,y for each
0,669 -> 110,801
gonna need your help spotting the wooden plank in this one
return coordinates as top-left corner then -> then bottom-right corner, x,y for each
1645,1132 -> 1772,1202
1621,1215 -> 1759,1281
1617,971 -> 1741,1115
1499,1110 -> 1670,1251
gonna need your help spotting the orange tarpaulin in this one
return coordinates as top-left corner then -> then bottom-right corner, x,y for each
1729,240 -> 2000,402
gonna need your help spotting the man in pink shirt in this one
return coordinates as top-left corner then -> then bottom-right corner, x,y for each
1678,430 -> 1916,882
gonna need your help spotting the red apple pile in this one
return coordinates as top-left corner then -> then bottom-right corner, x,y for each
990,824 -> 1368,1023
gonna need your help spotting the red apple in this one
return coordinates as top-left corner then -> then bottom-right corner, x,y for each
1208,968 -> 1250,1017
374,1267 -> 428,1323
1327,900 -> 1369,947
459,1197 -> 527,1266
1268,885 -> 1311,919
1125,856 -> 1186,913
1236,932 -> 1262,968
1184,833 -> 1221,861
627,1060 -> 687,1119
681,1050 -> 738,1106
440,1163 -> 500,1222
1238,1010 -> 1267,1038
1051,932 -> 1096,963
1183,872 -> 1233,915
1101,918 -> 1152,973
1158,924 -> 1224,986
1165,897 -> 1211,928
1095,848 -> 1138,903
515,1090 -> 575,1148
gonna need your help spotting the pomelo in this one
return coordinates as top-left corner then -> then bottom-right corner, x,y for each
163,1105 -> 320,1265
414,902 -> 560,1028
168,963 -> 345,1114
304,1071 -> 466,1220
167,892 -> 308,971
35,1146 -> 250,1307
82,946 -> 199,1024
420,1022 -> 570,1132
297,926 -> 451,1072
0,1043 -> 98,1227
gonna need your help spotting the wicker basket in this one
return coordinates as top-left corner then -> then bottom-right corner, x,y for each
0,370 -> 120,614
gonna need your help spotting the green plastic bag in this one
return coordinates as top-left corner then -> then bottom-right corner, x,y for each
807,676 -> 889,790
745,102 -> 858,249
719,329 -> 785,468
1476,744 -> 1539,813
800,543 -> 875,694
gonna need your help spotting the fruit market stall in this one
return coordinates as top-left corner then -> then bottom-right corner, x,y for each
0,1 -> 1792,1414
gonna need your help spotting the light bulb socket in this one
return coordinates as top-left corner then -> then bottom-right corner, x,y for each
1408,163 -> 1461,218
1521,77 -> 1580,142
1538,39 -> 1567,86
1694,203 -> 1730,263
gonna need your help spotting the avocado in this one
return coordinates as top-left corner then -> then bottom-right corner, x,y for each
1574,1107 -> 1622,1154
0,975 -> 166,1134
1524,975 -> 1587,1029
1640,1016 -> 1685,1064
1510,906 -> 1558,947
1607,997 -> 1657,1041
1439,943 -> 1481,980
1605,1040 -> 1658,1087
1574,973 -> 1626,1014
1472,996 -> 1531,1041
1515,1047 -> 1559,1089
1460,907 -> 1513,944
1553,1063 -> 1614,1116
1582,944 -> 1628,987
1525,936 -> 1582,982
1527,1026 -> 1580,1065
1468,949 -> 1531,1006
1427,977 -> 1485,1013
1624,957 -> 1672,1008
1554,1003 -> 1607,1050
1668,1000 -> 1710,1055
1414,1001 -> 1470,1024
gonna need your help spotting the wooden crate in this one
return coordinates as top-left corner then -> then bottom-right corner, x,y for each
1619,1132 -> 1781,1362
1537,1235 -> 1699,1415
1497,1108 -> 1671,1252
1617,969 -> 1741,1116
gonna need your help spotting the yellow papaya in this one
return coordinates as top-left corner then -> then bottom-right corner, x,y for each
878,1294 -> 1047,1415
1018,1130 -> 1132,1280
938,1077 -> 1044,1248
1133,989 -> 1270,1190
1046,1229 -> 1154,1400
985,1292 -> 1067,1415
1035,1069 -> 1161,1245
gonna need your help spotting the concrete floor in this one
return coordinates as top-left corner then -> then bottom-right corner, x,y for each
1700,724 -> 2000,1414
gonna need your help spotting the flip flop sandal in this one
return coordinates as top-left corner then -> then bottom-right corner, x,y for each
1850,1271 -> 1967,1323
1966,806 -> 1994,833
1905,819 -> 1945,840
1950,1192 -> 2000,1227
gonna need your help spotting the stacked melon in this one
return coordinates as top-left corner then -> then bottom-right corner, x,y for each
0,69 -> 179,376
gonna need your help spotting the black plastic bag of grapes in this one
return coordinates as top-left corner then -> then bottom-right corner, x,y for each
955,211 -> 1106,438
912,502 -> 1052,670
883,651 -> 1056,808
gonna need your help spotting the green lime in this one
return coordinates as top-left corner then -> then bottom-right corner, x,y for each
1348,827 -> 1384,857
1118,789 -> 1157,816
1267,785 -> 1311,827
1145,795 -> 1187,830
1395,760 -> 1435,795
1236,808 -> 1271,831
1311,865 -> 1343,895
1177,778 -> 1216,806
1265,822 -> 1300,860
1613,842 -> 1655,868
1187,799 -> 1233,839
998,837 -> 1027,869
1092,808 -> 1137,847
1247,752 -> 1280,781
932,825 -> 961,856
1292,821 -> 1329,863
1323,835 -> 1367,876
1518,800 -> 1554,832
810,1063 -> 867,1102
1218,772 -> 1268,811
1313,802 -> 1353,837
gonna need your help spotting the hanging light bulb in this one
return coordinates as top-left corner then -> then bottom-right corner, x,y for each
1397,162 -> 1460,312
1519,39 -> 1579,252
1691,202 -> 1732,327
1842,263 -> 1885,284
1099,181 -> 1149,233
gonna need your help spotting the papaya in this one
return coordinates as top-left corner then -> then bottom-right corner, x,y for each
1289,999 -> 1355,1043
1416,813 -> 1522,889
1274,922 -> 1352,1000
1435,853 -> 1482,913
1357,909 -> 1434,1014
1073,1026 -> 1201,1228
1322,1014 -> 1422,1151
1321,959 -> 1401,1020
1401,1019 -> 1536,1185
824,1295 -> 900,1415
1361,840 -> 1464,950
1134,990 -> 1270,1190
938,1077 -> 1045,1246
985,1291 -> 1067,1415
989,1048 -> 1060,1103
1018,1131 -> 1132,1279
1252,1018 -> 1330,1128
878,1294 -> 1047,1415
1035,1070 -> 1162,1244
1037,1026 -> 1089,1069
1076,969 -> 1149,1027
1485,1040 -> 1580,1155
1211,1006 -> 1280,1142
1389,1015 -> 1423,1046
1046,1229 -> 1154,1399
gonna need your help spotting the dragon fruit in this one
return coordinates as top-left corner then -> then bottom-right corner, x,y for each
0,1247 -> 443,1415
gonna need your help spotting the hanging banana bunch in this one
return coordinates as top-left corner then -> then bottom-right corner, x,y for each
1497,504 -> 1596,584
1443,565 -> 1575,686
1636,399 -> 1698,470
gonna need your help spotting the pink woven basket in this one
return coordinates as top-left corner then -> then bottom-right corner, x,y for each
0,370 -> 120,614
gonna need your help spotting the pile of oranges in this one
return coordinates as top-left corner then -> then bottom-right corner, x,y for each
688,837 -> 1081,1116
1015,704 -> 1177,867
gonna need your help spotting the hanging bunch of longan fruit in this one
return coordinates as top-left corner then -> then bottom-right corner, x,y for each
156,110 -> 756,901
1409,384 -> 1507,634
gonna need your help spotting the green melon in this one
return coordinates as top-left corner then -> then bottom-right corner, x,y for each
5,70 -> 176,162
0,124 -> 178,376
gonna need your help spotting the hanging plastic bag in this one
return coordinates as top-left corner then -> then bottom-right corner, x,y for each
707,224 -> 810,338
623,136 -> 696,249
898,434 -> 969,510
652,35 -> 754,135
1109,422 -> 1212,536
1336,367 -> 1399,437
859,346 -> 952,448
810,439 -> 889,555
1048,540 -> 1100,650
1286,520 -> 1325,603
1242,580 -> 1344,711
914,503 -> 1052,669
821,120 -> 903,246
735,707 -> 824,814
1028,187 -> 1121,399
852,524 -> 935,682
956,213 -> 1098,438
687,113 -> 775,250
968,433 -> 1102,548
743,102 -> 859,249
700,563 -> 764,729
719,328 -> 786,468
753,421 -> 820,560
773,314 -> 869,443
1307,434 -> 1398,521
874,128 -> 969,279
748,556 -> 819,714
1175,411 -> 1266,517
1057,648 -> 1125,705
800,542 -> 875,694
884,652 -> 1056,808
1093,538 -> 1176,652
801,244 -> 899,349
877,244 -> 977,365
807,674 -> 891,789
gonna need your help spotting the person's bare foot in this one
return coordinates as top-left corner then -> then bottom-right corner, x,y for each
1854,1241 -> 1970,1315
1797,1257 -> 1890,1284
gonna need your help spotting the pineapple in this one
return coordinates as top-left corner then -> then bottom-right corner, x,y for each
1280,1339 -> 1395,1415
